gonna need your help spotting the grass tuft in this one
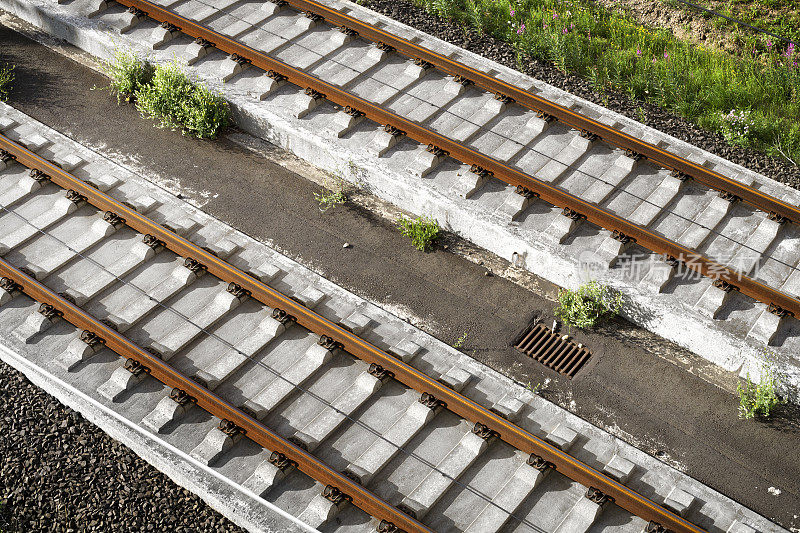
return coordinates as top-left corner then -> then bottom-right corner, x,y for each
453,332 -> 468,348
100,48 -> 154,103
100,50 -> 229,139
135,61 -> 229,139
738,354 -> 782,420
398,215 -> 440,251
554,280 -> 622,329
314,188 -> 347,212
0,64 -> 14,102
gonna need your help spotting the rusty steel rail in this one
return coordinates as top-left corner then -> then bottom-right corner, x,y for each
110,0 -> 800,322
285,0 -> 800,225
1,137 -> 704,532
0,256 -> 431,533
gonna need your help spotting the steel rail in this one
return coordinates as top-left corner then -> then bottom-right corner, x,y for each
0,256 -> 431,533
283,0 -> 800,226
76,0 -> 800,319
1,136 -> 704,532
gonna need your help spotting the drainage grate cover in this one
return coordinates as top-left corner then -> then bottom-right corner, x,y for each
514,323 -> 592,378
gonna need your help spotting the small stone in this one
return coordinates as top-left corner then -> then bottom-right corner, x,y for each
343,242 -> 351,248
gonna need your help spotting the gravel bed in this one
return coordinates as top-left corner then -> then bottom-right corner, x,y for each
0,360 -> 245,533
364,0 -> 800,188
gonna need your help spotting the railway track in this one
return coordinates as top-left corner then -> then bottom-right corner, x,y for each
25,0 -> 800,382
0,105 -> 781,532
70,0 -> 800,331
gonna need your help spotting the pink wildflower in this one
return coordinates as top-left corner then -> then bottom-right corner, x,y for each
517,23 -> 525,34
652,57 -> 657,63
510,8 -> 515,16
767,39 -> 772,49
663,51 -> 669,59
636,48 -> 642,57
553,12 -> 558,18
563,27 -> 568,34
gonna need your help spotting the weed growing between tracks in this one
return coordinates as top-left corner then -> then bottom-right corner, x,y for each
414,0 -> 800,164
314,175 -> 349,212
136,61 -> 230,139
554,280 -> 622,329
100,50 -> 229,139
738,350 -> 783,420
398,215 -> 440,251
453,332 -> 468,348
0,64 -> 14,102
100,48 -> 153,103
314,188 -> 346,212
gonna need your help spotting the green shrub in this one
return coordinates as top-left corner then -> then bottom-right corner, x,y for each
398,215 -> 440,251
738,364 -> 782,420
101,48 -> 153,102
135,61 -> 230,139
100,50 -> 229,139
0,64 -> 14,102
554,281 -> 622,329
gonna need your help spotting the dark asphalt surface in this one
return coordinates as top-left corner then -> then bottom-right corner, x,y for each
0,19 -> 798,530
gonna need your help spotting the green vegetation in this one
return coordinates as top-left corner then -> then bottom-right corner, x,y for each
554,280 -> 622,329
664,0 -> 800,52
397,215 -> 440,251
314,174 -> 349,212
738,357 -> 782,420
101,48 -> 153,102
136,61 -> 230,138
453,332 -> 468,348
0,64 -> 14,102
525,381 -> 543,394
314,188 -> 346,212
101,50 -> 229,139
414,0 -> 800,164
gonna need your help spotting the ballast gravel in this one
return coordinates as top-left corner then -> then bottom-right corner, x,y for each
365,0 -> 800,188
0,360 -> 245,533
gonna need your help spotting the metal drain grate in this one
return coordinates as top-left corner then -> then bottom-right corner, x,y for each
514,323 -> 591,378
